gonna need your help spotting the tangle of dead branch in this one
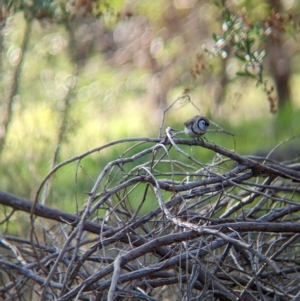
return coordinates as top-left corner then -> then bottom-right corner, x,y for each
0,130 -> 300,301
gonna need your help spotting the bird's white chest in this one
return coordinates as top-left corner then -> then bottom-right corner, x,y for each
184,125 -> 205,138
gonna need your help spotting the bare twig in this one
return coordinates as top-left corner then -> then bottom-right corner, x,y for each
1,132 -> 300,300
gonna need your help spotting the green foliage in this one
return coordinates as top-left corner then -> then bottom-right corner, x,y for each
208,1 -> 269,84
204,0 -> 298,113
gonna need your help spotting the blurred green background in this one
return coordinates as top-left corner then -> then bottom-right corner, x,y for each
0,0 -> 300,221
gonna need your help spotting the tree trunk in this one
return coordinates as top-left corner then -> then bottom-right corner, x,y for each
266,0 -> 291,109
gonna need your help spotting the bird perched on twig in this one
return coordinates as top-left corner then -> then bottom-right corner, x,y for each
184,115 -> 210,139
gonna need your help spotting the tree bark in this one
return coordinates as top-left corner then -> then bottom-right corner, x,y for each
266,0 -> 291,109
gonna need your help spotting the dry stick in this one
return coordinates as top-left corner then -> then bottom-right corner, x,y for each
148,165 -> 248,192
212,242 -> 232,276
145,166 -> 288,298
179,164 -> 249,215
242,180 -> 300,193
66,223 -> 148,297
112,143 -> 175,248
227,177 -> 298,209
174,138 -> 300,181
192,202 -> 300,268
0,260 -> 62,290
66,170 -> 272,298
34,137 -> 159,203
107,163 -> 247,237
121,142 -> 174,229
248,250 -> 265,301
71,149 -> 181,299
35,135 -> 300,206
245,176 -> 277,218
88,146 -> 157,215
35,130 -> 300,206
57,146 -> 156,296
221,176 -> 300,219
0,237 -> 27,266
152,175 -> 283,274
62,185 -> 120,297
37,15 -> 81,300
3,190 -> 300,236
238,233 -> 300,301
158,94 -> 191,138
2,132 -> 300,298
82,159 -> 296,298
2,190 -> 299,298
40,58 -> 80,301
143,169 -> 237,301
1,148 -> 298,300
168,135 -> 300,185
27,138 -> 158,289
86,256 -> 222,293
58,229 -> 237,301
107,255 -> 122,301
41,230 -> 78,300
165,127 -> 216,176
220,176 -> 275,218
0,236 -> 100,294
263,135 -> 300,164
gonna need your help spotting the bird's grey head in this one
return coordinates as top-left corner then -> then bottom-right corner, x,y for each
198,118 -> 209,131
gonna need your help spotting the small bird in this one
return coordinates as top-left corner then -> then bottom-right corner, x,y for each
184,115 -> 210,138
